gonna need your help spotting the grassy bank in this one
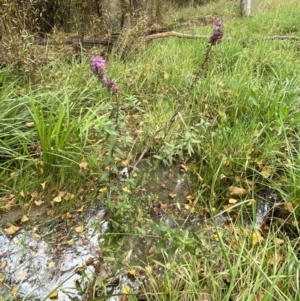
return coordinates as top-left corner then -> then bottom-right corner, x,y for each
0,0 -> 299,300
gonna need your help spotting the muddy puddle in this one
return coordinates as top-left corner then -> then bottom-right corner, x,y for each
0,163 -> 273,300
0,208 -> 107,300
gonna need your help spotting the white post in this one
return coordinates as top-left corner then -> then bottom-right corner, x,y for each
240,0 -> 251,16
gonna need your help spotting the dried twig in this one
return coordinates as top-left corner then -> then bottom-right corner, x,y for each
144,31 -> 209,41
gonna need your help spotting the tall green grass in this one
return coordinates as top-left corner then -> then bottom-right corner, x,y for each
103,2 -> 300,300
0,1 -> 299,300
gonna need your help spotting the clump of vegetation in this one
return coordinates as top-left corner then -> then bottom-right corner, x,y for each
0,0 -> 299,300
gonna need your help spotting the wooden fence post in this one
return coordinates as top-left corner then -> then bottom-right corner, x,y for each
240,0 -> 251,16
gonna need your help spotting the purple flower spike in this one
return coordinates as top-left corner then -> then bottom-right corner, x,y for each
90,56 -> 105,74
209,19 -> 223,45
102,76 -> 110,87
215,20 -> 222,30
90,56 -> 121,96
209,31 -> 223,45
190,19 -> 224,88
112,84 -> 120,94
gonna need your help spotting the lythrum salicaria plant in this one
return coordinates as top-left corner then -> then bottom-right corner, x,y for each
90,56 -> 122,177
90,56 -> 121,96
191,20 -> 223,89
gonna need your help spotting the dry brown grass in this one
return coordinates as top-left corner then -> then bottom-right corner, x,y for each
0,0 -> 297,72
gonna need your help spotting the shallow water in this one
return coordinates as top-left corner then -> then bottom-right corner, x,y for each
0,208 -> 107,300
0,163 -> 273,300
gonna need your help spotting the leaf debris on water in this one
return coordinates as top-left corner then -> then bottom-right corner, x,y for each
4,225 -> 21,235
0,261 -> 7,270
75,225 -> 84,233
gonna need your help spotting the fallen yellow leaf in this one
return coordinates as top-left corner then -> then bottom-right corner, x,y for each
180,164 -> 188,171
75,225 -> 84,233
52,195 -> 62,203
64,212 -> 72,219
4,225 -> 20,235
127,269 -> 137,276
99,187 -> 107,193
122,187 -> 131,193
268,253 -> 285,265
47,209 -> 55,216
235,176 -> 241,182
0,261 -> 7,270
255,290 -> 265,301
30,191 -> 38,199
169,192 -> 177,199
0,272 -> 5,283
252,230 -> 263,245
23,202 -> 30,210
121,284 -> 131,295
145,265 -> 152,274
79,161 -> 88,170
121,159 -> 129,166
254,158 -> 263,167
76,205 -> 84,213
223,204 -> 233,213
48,261 -> 55,268
247,199 -> 256,205
10,285 -> 20,295
261,166 -> 274,178
21,215 -> 29,223
68,239 -> 74,246
33,232 -> 41,238
275,238 -> 284,245
64,192 -> 74,200
34,200 -> 44,207
40,181 -> 47,190
220,173 -> 226,179
184,204 -> 195,213
229,186 -> 248,197
284,202 -> 293,213
186,195 -> 195,201
49,291 -> 58,299
123,249 -> 133,264
26,122 -> 35,128
5,200 -> 13,211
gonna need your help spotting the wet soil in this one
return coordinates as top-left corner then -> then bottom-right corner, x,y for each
0,163 -> 274,300
0,208 -> 107,300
